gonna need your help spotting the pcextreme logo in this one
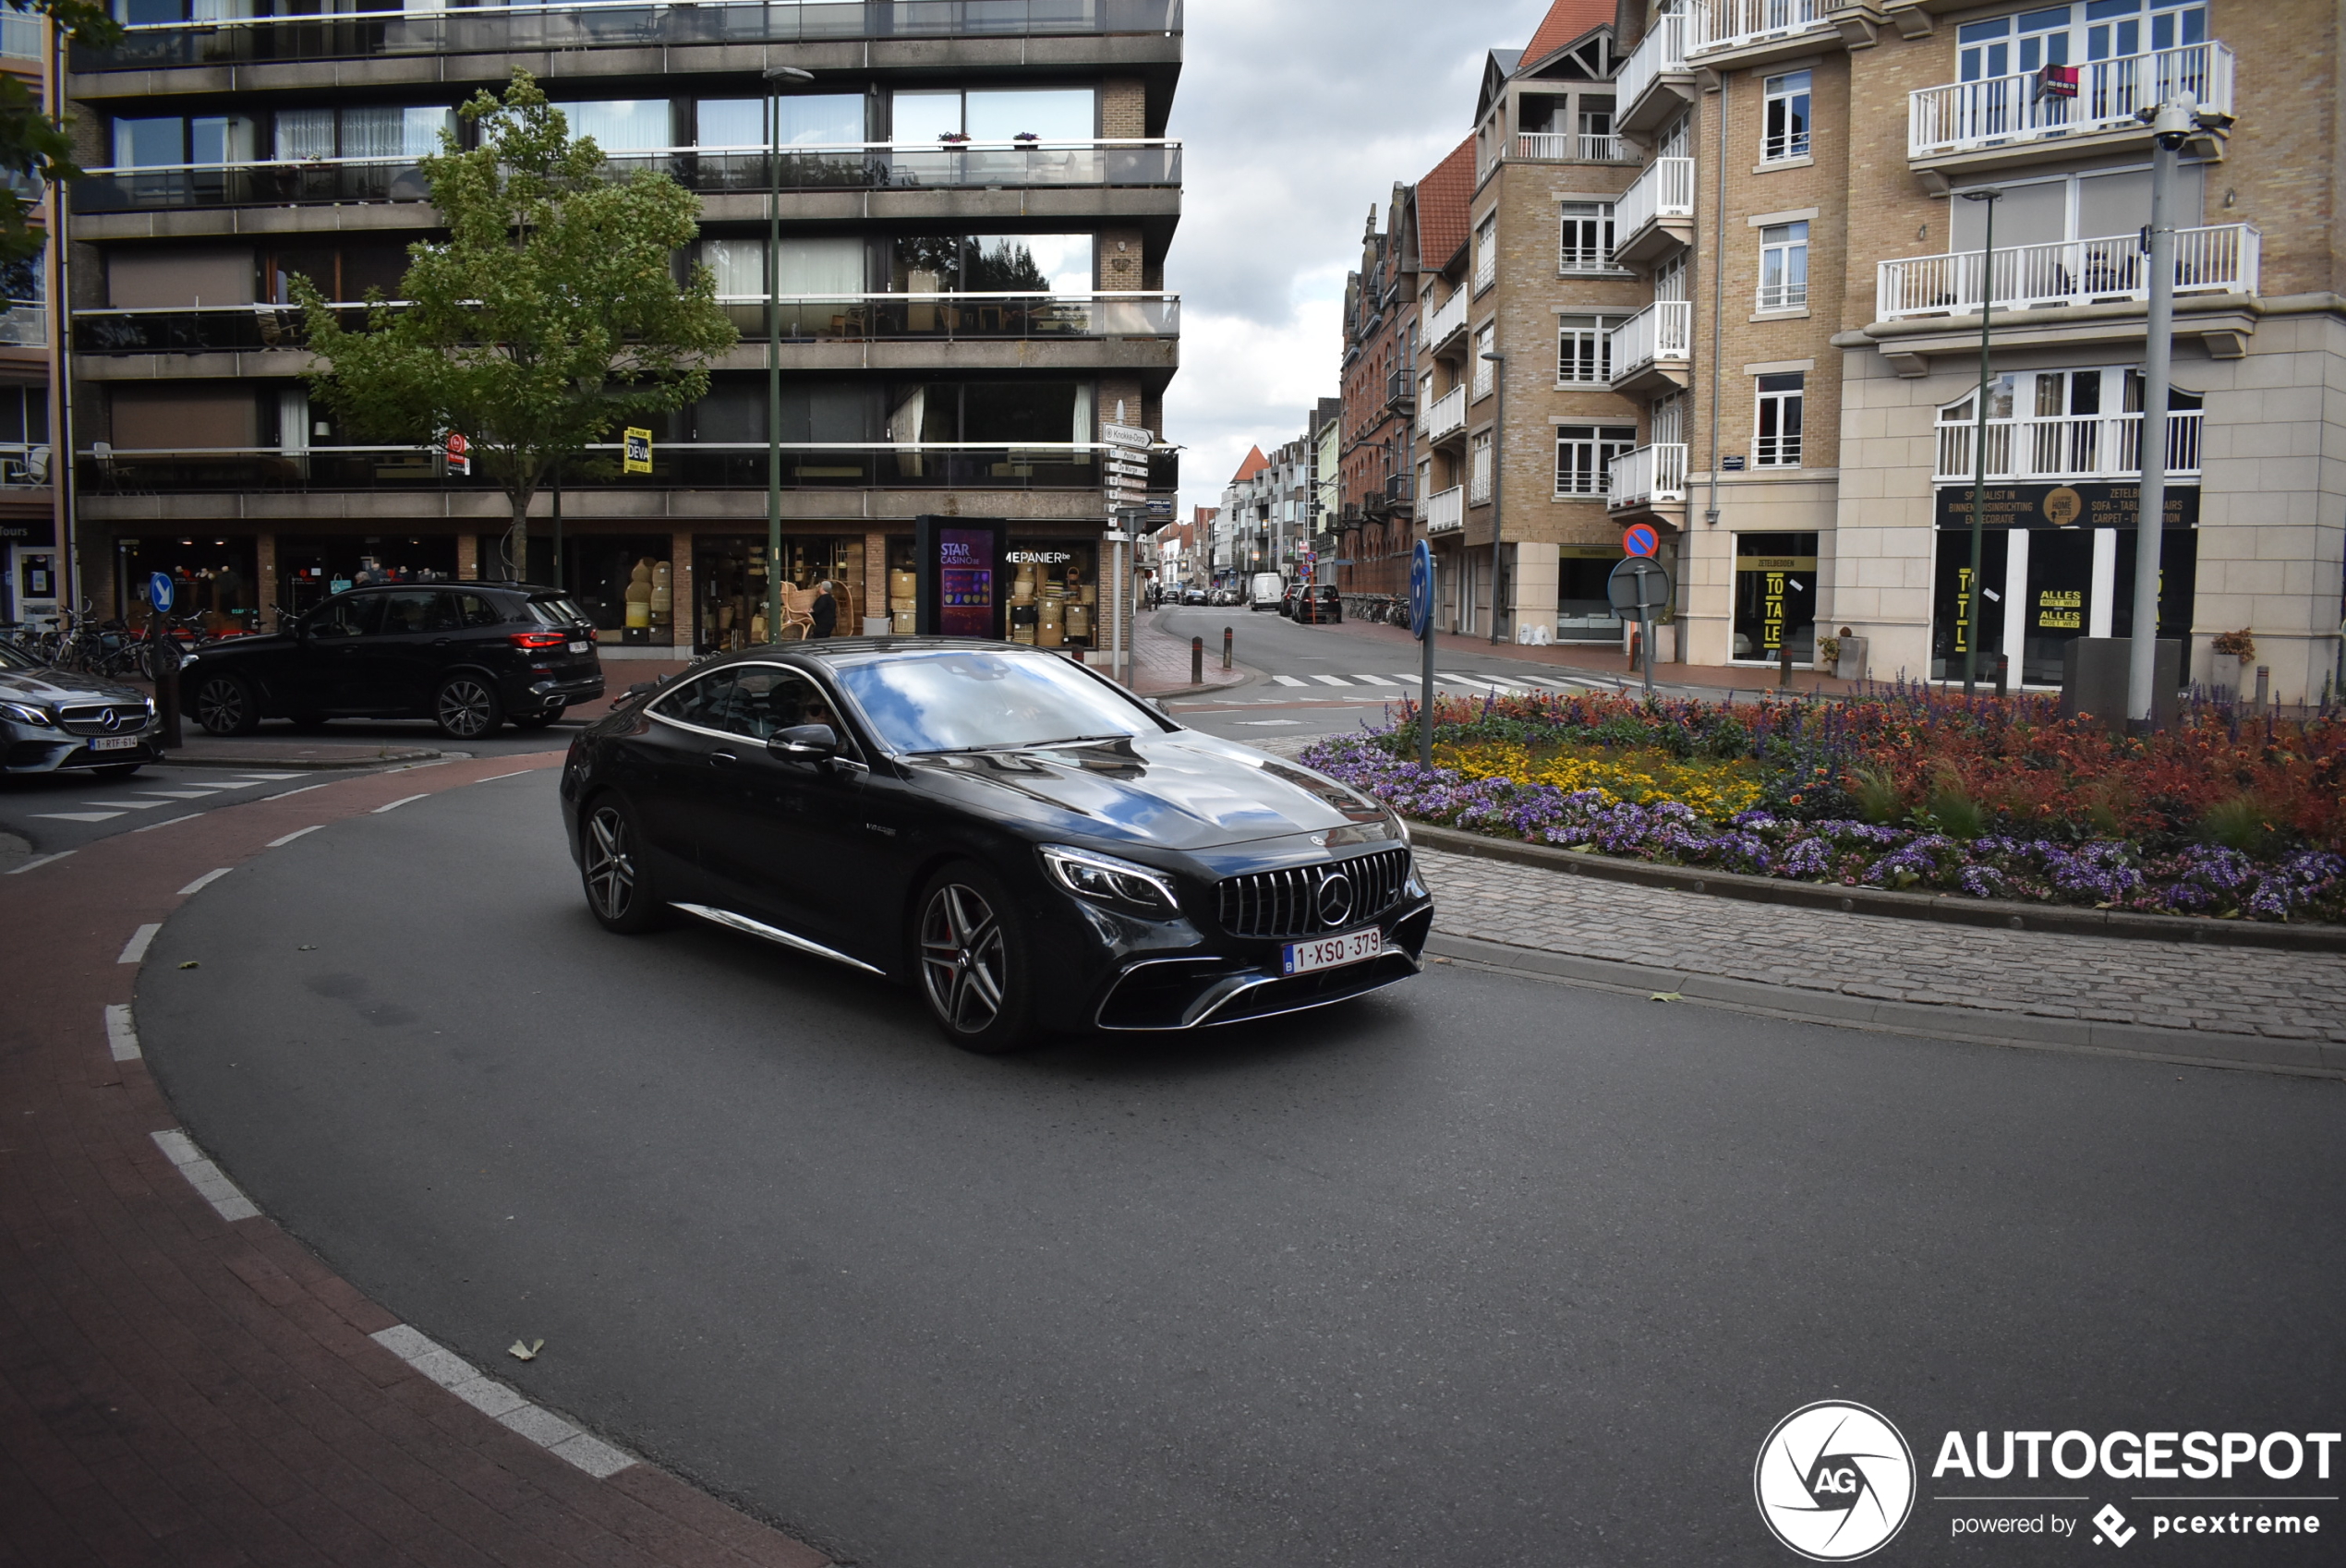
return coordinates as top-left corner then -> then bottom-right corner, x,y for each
1755,1402 -> 1917,1562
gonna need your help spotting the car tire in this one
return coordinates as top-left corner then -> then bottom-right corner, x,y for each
580,795 -> 665,934
192,672 -> 260,736
94,764 -> 141,780
434,675 -> 503,740
914,862 -> 1036,1055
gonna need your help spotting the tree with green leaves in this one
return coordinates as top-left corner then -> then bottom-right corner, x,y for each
299,70 -> 738,577
0,0 -> 122,262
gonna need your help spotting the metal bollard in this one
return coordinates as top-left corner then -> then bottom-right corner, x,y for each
1191,635 -> 1203,685
1627,628 -> 1641,674
156,645 -> 183,750
1778,638 -> 1793,689
1995,654 -> 2009,698
2255,664 -> 2269,712
1222,626 -> 1232,670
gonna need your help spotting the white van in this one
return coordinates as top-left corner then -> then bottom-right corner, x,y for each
1248,573 -> 1285,611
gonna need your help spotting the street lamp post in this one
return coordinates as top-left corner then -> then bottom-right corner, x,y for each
1481,350 -> 1505,644
1958,186 -> 2002,697
764,65 -> 814,644
2128,94 -> 2205,731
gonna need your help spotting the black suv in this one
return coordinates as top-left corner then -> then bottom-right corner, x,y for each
184,582 -> 604,740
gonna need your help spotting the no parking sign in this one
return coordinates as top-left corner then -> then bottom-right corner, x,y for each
1621,523 -> 1660,559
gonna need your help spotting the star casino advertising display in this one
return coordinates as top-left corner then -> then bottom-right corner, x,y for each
913,516 -> 1008,639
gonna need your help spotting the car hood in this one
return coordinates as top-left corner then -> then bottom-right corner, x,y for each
903,730 -> 1399,853
0,665 -> 146,705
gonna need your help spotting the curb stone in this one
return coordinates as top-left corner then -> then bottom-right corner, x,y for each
1409,823 -> 2346,956
1424,932 -> 2346,1080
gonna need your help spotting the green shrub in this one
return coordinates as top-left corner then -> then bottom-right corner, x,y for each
2199,792 -> 2273,853
1926,772 -> 1989,840
1850,766 -> 1905,826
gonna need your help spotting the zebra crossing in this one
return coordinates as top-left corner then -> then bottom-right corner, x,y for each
30,772 -> 308,824
1240,669 -> 1606,701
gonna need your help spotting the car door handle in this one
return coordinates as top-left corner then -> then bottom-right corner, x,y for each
708,751 -> 740,767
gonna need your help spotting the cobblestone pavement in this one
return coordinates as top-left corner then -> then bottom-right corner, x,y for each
1414,848 -> 2346,1045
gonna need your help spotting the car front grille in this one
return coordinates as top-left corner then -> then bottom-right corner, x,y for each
1215,847 -> 1411,940
56,702 -> 149,737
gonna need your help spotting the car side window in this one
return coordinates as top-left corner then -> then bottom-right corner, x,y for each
713,666 -> 823,742
453,592 -> 505,629
308,594 -> 380,638
654,671 -> 734,730
379,589 -> 457,634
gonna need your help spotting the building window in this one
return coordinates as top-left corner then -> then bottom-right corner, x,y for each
1472,325 -> 1496,398
1755,372 -> 1804,467
1474,213 -> 1498,292
1558,201 -> 1615,271
1556,314 -> 1613,384
1761,70 -> 1810,163
1758,221 -> 1808,311
1555,424 -> 1638,497
1470,431 -> 1493,505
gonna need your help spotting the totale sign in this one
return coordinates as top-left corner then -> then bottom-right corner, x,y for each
1936,481 -> 2198,530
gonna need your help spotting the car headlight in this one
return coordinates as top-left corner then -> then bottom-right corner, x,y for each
1039,844 -> 1180,916
143,695 -> 157,718
0,701 -> 54,728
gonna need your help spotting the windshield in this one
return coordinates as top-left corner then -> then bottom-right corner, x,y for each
832,649 -> 1164,754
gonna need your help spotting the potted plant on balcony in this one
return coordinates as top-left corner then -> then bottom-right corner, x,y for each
938,131 -> 971,145
1012,131 -> 1040,142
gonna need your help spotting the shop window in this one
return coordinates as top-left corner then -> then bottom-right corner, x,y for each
1755,373 -> 1804,467
115,534 -> 259,633
1732,534 -> 1818,662
693,536 -> 864,652
1761,70 -> 1810,163
280,535 -> 458,617
1757,223 -> 1808,311
561,536 -> 673,643
1006,539 -> 1101,648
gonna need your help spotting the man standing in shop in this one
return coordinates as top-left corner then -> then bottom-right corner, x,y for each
809,580 -> 838,640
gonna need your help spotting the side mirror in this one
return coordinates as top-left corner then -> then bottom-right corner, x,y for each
767,722 -> 838,760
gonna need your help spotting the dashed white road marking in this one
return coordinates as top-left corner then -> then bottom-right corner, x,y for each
176,867 -> 234,897
104,1004 -> 139,1061
373,794 -> 429,814
267,782 -> 332,801
128,788 -> 231,800
94,797 -> 179,811
151,1129 -> 260,1222
5,850 -> 73,874
30,811 -> 124,823
131,814 -> 199,834
369,1326 -> 635,1478
266,826 -> 322,848
472,770 -> 536,784
226,772 -> 303,782
117,924 -> 161,964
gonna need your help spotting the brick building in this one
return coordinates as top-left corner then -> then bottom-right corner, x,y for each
1335,183 -> 1424,607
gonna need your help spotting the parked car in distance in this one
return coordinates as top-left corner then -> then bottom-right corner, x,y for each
1297,585 -> 1343,624
562,638 -> 1433,1053
1249,573 -> 1286,612
1182,586 -> 1208,606
184,581 -> 604,741
0,640 -> 158,778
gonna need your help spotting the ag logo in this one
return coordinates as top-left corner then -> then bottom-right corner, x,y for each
1754,1401 -> 1916,1561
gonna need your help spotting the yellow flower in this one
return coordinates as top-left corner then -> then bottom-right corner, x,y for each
1435,742 -> 1762,822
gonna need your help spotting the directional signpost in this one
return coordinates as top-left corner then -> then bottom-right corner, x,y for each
1409,540 -> 1435,768
1607,555 -> 1673,699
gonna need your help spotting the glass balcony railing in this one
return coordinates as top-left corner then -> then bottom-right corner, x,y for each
0,11 -> 42,59
0,299 -> 44,346
75,0 -> 1184,71
81,441 -> 1170,494
73,293 -> 1178,354
72,141 -> 1182,215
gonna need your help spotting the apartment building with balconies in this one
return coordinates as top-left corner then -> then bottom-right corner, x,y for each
60,0 -> 1182,657
1335,186 -> 1421,606
0,10 -> 59,635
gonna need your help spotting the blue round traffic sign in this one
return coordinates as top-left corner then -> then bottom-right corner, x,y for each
148,572 -> 175,613
1622,524 -> 1660,559
1408,540 -> 1434,640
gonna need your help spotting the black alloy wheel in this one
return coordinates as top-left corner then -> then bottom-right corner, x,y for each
193,672 -> 260,735
581,797 -> 663,933
434,675 -> 503,740
915,863 -> 1034,1054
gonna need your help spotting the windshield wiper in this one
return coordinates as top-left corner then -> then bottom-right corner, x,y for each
908,733 -> 1136,756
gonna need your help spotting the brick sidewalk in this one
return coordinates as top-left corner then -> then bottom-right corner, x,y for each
1129,612 -> 1248,696
0,755 -> 828,1567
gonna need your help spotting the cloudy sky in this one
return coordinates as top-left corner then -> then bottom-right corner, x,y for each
1161,0 -> 1557,518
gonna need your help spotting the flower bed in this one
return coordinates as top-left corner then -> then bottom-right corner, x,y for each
1304,688 -> 2346,924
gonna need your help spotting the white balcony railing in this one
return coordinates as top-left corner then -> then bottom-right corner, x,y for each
1909,42 -> 2233,160
1514,132 -> 1626,162
1422,284 -> 1467,349
1934,411 -> 2204,485
1425,485 -> 1464,535
1616,10 -> 1689,113
1474,242 -> 1496,295
1877,223 -> 2260,320
1424,384 -> 1467,440
1688,0 -> 1832,56
1606,299 -> 1691,380
1608,442 -> 1687,508
1612,156 -> 1694,256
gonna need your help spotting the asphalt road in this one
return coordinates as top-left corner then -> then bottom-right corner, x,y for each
134,774 -> 2346,1566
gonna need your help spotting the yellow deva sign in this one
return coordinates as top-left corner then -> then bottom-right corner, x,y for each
623,428 -> 653,474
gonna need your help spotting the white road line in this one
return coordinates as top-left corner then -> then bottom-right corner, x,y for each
373,794 -> 429,814
1348,674 -> 1405,687
96,798 -> 179,811
228,773 -> 303,781
472,770 -> 535,784
131,814 -> 200,834
117,923 -> 161,964
6,850 -> 73,874
176,867 -> 234,897
128,789 -> 229,800
267,782 -> 332,801
105,1004 -> 140,1061
150,1129 -> 260,1223
1309,674 -> 1353,687
1271,675 -> 1308,687
266,826 -> 322,848
368,1326 -> 635,1478
30,811 -> 125,823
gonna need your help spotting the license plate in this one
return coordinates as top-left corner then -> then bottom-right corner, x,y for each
1282,927 -> 1382,976
89,735 -> 139,752
567,641 -> 589,654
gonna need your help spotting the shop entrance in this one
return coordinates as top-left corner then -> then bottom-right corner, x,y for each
1731,533 -> 1818,663
278,535 -> 458,621
1006,537 -> 1099,650
116,533 -> 262,634
1929,524 -> 2196,685
693,535 -> 865,652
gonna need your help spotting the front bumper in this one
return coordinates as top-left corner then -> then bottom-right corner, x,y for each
5,729 -> 163,774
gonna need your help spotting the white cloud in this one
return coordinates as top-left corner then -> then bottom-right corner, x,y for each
1161,0 -> 1554,515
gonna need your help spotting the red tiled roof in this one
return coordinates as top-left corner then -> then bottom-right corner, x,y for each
1521,0 -> 1614,69
1414,136 -> 1478,272
1230,445 -> 1269,484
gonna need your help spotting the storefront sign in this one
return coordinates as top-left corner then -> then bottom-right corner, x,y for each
1935,482 -> 2199,531
0,520 -> 54,545
913,515 -> 1008,640
623,428 -> 652,474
